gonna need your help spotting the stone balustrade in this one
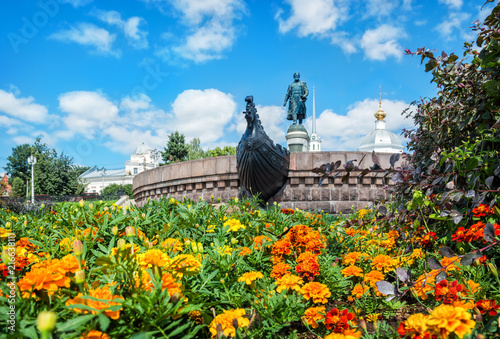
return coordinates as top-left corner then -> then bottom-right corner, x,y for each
132,151 -> 402,213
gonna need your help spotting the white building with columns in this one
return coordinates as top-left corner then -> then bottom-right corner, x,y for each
80,142 -> 160,193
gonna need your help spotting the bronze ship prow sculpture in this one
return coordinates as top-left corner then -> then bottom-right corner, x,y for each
236,96 -> 290,202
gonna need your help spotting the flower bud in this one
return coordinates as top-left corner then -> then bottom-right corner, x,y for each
191,241 -> 198,253
217,197 -> 221,203
234,198 -> 239,204
24,220 -> 28,227
210,195 -> 214,201
73,240 -> 83,256
2,249 -> 13,265
170,293 -> 181,303
40,203 -> 45,209
125,226 -> 135,237
79,199 -> 85,207
5,222 -> 11,228
147,242 -> 154,248
231,238 -> 238,245
197,242 -> 204,253
75,270 -> 85,284
37,311 -> 57,333
104,207 -> 109,211
488,263 -> 498,279
89,203 -> 93,210
112,226 -> 118,236
117,239 -> 126,251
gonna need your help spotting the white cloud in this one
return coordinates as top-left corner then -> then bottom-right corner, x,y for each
49,23 -> 120,57
307,98 -> 412,151
0,90 -> 49,123
173,21 -> 235,62
0,115 -> 23,127
364,0 -> 399,19
360,25 -> 406,61
59,91 -> 119,137
167,0 -> 245,63
96,10 -> 149,49
171,89 -> 236,143
13,136 -> 34,145
59,0 -> 94,7
170,0 -> 245,25
276,0 -> 347,37
330,31 -> 357,54
435,12 -> 470,39
102,125 -> 169,154
120,94 -> 152,112
438,0 -> 463,10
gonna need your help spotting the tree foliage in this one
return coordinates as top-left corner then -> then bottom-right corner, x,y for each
187,138 -> 207,160
392,1 -> 500,226
11,177 -> 26,197
102,183 -> 133,198
5,138 -> 87,196
207,146 -> 236,157
161,131 -> 189,164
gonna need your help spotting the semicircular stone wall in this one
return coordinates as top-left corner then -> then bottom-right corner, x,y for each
132,151 -> 402,214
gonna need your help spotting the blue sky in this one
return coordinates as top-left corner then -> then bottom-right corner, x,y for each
0,0 -> 494,172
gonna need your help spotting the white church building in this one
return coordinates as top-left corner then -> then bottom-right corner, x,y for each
80,142 -> 160,193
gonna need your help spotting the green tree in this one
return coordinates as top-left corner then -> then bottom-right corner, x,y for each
187,138 -> 207,160
102,183 -> 133,198
207,146 -> 236,157
5,137 -> 87,196
11,177 -> 25,197
161,131 -> 189,164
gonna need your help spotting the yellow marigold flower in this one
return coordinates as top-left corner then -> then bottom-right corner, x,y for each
302,306 -> 325,329
188,310 -> 204,324
209,308 -> 250,338
426,305 -> 475,339
206,224 -> 216,233
341,265 -> 363,278
137,249 -> 169,269
79,330 -> 111,339
66,286 -> 122,319
110,243 -> 140,256
237,247 -> 252,256
299,282 -> 331,304
387,230 -> 399,238
452,300 -> 475,310
351,284 -> 369,299
168,254 -> 202,278
223,219 -> 246,232
238,271 -> 264,285
324,331 -> 361,339
370,254 -> 395,273
276,274 -> 304,293
161,238 -> 183,253
18,266 -> 70,298
59,237 -> 77,253
215,245 -> 233,256
363,270 -> 385,289
397,313 -> 428,338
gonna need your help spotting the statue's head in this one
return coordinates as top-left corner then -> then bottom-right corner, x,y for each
293,72 -> 300,80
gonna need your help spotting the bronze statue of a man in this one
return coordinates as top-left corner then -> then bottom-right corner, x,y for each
283,72 -> 309,125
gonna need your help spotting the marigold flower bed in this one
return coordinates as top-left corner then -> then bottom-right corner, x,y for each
0,199 -> 499,338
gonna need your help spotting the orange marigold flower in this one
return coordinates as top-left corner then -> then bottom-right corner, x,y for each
435,280 -> 463,304
440,256 -> 460,272
299,282 -> 331,304
464,280 -> 480,294
286,225 -> 313,248
271,239 -> 292,257
276,273 -> 304,293
325,308 -> 355,332
370,254 -> 395,273
426,305 -> 475,338
472,204 -> 494,218
237,247 -> 252,256
66,286 -> 122,319
396,313 -> 431,339
341,265 -> 364,278
209,308 -> 250,338
56,254 -> 82,274
135,270 -> 182,296
253,235 -> 272,250
80,330 -> 110,339
324,332 -> 361,339
342,252 -> 364,266
270,262 -> 291,280
238,271 -> 264,285
476,299 -> 500,316
18,266 -> 70,298
351,284 -> 369,299
137,249 -> 169,270
302,306 -> 325,329
411,271 -> 438,300
363,270 -> 385,289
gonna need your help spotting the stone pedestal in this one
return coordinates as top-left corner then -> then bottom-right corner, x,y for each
286,124 -> 310,152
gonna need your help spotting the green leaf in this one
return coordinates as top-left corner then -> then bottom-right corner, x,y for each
98,313 -> 110,332
57,314 -> 95,332
465,158 -> 479,171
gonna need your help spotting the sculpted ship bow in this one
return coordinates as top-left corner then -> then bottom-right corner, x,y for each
236,96 -> 290,202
